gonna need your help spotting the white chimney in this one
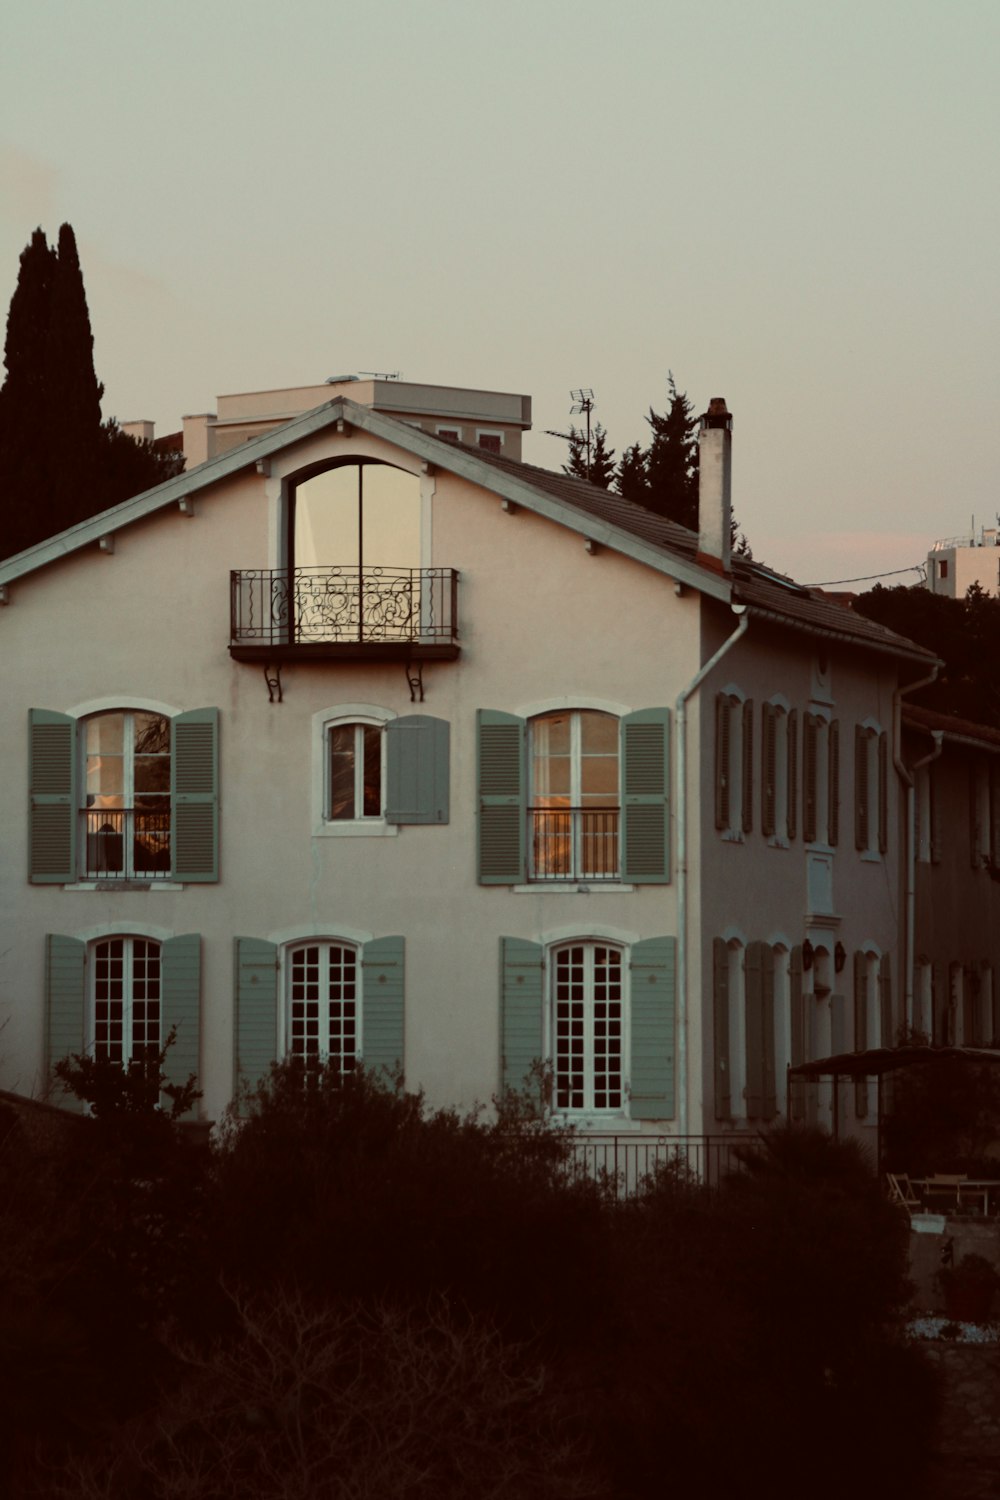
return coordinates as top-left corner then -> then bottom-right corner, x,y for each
697,397 -> 732,573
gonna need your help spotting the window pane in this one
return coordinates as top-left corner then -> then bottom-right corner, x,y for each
580,712 -> 617,754
86,714 -> 124,755
360,464 -> 420,571
535,714 -> 570,755
363,726 -> 381,817
329,725 -> 356,820
135,756 -> 171,794
87,756 -> 124,803
133,714 -> 169,755
581,757 -> 618,798
294,466 -> 360,569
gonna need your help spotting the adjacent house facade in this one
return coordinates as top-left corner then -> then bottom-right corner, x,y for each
0,382 -> 943,1157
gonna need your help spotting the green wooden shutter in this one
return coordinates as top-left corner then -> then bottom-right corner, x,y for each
629,936 -> 676,1120
854,950 -> 868,1118
162,934 -> 201,1119
741,699 -> 754,835
855,726 -> 869,850
171,709 -> 219,883
30,710 -> 77,884
932,962 -> 946,1045
789,945 -> 805,1121
234,937 -> 278,1101
715,694 -> 731,831
500,937 -> 544,1099
477,711 -> 526,884
45,934 -> 86,1092
970,763 -> 982,868
761,704 -> 776,837
745,941 -> 764,1119
803,713 -> 818,843
761,944 -> 776,1119
713,937 -> 731,1120
620,708 -> 670,884
385,715 -> 449,825
963,964 -> 979,1047
828,718 -> 840,847
879,952 -> 893,1047
990,763 -> 1000,866
362,936 -> 405,1085
878,731 -> 889,854
787,710 -> 798,841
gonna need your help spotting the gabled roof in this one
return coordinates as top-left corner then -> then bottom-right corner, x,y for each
0,395 -> 938,667
903,702 -> 1000,752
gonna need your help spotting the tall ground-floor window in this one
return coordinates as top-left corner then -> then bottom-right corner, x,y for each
288,942 -> 359,1076
552,943 -> 623,1112
93,936 -> 162,1064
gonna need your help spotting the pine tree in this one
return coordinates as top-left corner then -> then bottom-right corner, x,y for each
644,373 -> 699,531
615,442 -> 648,503
562,424 -> 589,481
587,424 -> 616,489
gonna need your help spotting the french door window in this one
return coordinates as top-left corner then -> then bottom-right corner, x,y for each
552,943 -> 624,1112
83,711 -> 171,877
288,943 -> 359,1076
530,710 -> 619,880
93,937 -> 162,1065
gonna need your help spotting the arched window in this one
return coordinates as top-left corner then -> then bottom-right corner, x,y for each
551,942 -> 624,1113
92,936 -> 161,1065
530,710 -> 619,880
286,941 -> 360,1078
82,711 -> 171,877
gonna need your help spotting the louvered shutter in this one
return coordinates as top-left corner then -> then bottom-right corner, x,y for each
477,711 -> 526,884
761,704 -> 776,837
828,719 -> 840,847
713,937 -> 731,1119
500,937 -> 544,1099
234,937 -> 278,1102
786,710 -> 798,841
990,964 -> 1000,1046
745,941 -> 764,1119
30,710 -> 78,883
970,764 -> 982,868
385,716 -> 449,824
830,992 -> 847,1123
879,952 -> 893,1047
741,699 -> 754,835
932,962 -> 946,1045
990,763 -> 1000,867
854,950 -> 868,1118
162,934 -> 201,1119
362,936 -> 405,1084
789,946 -> 805,1121
715,695 -> 732,831
171,709 -> 219,882
629,937 -> 676,1119
963,964 -> 979,1047
620,709 -> 670,884
855,726 -> 869,851
761,944 -> 777,1119
878,732 -> 889,854
803,714 -> 818,844
45,935 -> 86,1099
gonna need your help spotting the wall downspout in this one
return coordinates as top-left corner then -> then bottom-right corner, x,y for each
676,606 -> 749,1138
892,665 -> 941,1028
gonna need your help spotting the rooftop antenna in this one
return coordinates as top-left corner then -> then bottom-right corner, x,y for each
359,370 -> 402,381
545,387 -> 596,479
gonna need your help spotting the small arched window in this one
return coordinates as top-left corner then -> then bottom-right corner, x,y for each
290,460 -> 421,574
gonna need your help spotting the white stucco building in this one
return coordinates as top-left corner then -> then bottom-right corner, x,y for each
0,381 -> 940,1159
926,522 -> 1000,598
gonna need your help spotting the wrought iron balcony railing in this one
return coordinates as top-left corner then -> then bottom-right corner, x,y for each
530,807 -> 620,882
81,809 -> 172,880
230,566 -> 459,654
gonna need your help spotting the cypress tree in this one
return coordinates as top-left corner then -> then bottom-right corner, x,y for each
46,223 -> 104,526
0,229 -> 58,552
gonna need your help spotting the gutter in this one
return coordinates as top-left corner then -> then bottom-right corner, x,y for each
676,607 -> 749,1138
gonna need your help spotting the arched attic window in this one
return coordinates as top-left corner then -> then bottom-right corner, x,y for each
289,459 -> 421,575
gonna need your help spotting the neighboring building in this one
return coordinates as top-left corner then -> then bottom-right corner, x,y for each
0,382 -> 941,1159
903,703 -> 1000,1048
926,522 -> 1000,598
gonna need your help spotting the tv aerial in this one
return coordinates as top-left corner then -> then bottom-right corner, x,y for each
545,388 -> 596,479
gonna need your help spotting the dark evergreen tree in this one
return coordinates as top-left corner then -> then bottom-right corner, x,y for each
0,223 -> 186,560
561,424 -> 589,480
615,441 -> 648,503
587,423 -> 616,489
644,372 -> 699,531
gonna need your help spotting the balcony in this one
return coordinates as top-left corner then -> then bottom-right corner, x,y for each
229,566 -> 460,662
82,809 -> 172,881
530,807 -> 620,882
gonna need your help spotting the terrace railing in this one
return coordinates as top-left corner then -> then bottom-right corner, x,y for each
81,809 -> 172,880
529,807 -> 620,882
230,566 -> 459,650
563,1132 -> 767,1198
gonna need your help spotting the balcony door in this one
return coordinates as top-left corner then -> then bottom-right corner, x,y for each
288,461 -> 422,643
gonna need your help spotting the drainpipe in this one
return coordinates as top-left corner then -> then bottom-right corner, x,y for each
676,606 -> 749,1138
892,665 -> 941,1028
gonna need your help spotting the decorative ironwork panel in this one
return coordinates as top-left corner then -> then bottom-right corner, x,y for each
231,567 -> 459,648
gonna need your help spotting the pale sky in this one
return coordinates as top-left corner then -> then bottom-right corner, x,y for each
2,0 -> 998,587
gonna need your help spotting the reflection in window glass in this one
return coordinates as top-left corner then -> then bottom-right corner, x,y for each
328,724 -> 382,820
293,462 -> 420,572
83,711 -> 171,877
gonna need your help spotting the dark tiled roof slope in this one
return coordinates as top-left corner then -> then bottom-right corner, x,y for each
903,702 -> 1000,749
460,440 -> 937,666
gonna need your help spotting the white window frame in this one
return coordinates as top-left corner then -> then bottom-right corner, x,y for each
546,939 -> 629,1121
88,934 -> 162,1067
528,709 -> 620,882
80,708 -> 172,880
311,704 -> 397,838
280,938 -> 362,1073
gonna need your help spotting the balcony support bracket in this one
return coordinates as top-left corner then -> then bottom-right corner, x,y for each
263,662 -> 283,704
404,659 -> 425,703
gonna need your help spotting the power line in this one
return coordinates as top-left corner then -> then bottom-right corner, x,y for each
801,563 -> 926,588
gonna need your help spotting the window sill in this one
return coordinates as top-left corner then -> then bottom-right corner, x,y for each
62,881 -> 185,892
552,1115 -> 643,1132
720,830 -> 744,843
312,820 -> 399,839
767,835 -> 790,850
511,883 -> 636,894
860,851 -> 882,864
